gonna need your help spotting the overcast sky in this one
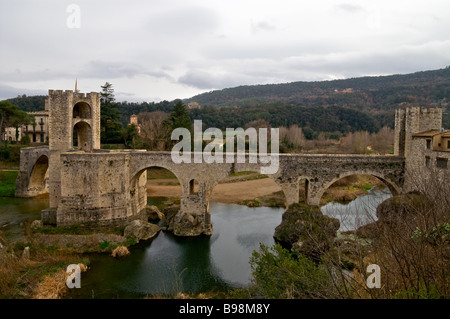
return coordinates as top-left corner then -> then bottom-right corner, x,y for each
1,0 -> 450,102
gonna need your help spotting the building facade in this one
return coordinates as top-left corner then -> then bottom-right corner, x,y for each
2,100 -> 49,144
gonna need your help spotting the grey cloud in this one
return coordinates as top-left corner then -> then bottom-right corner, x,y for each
334,3 -> 364,13
0,83 -> 46,101
85,61 -> 173,80
144,5 -> 219,39
251,21 -> 277,33
178,69 -> 251,90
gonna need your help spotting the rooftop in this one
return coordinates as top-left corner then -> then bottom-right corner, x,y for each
412,129 -> 450,138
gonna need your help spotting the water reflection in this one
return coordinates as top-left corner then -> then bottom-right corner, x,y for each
0,197 -> 49,241
0,189 -> 390,298
320,188 -> 392,231
68,202 -> 284,298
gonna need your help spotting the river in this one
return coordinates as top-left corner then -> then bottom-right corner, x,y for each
0,188 -> 391,298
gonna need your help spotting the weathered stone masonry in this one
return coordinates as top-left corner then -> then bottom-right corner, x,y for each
14,89 -> 448,236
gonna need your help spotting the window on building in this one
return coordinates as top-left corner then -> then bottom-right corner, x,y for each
426,139 -> 431,149
425,156 -> 430,168
436,157 -> 448,169
447,140 -> 450,149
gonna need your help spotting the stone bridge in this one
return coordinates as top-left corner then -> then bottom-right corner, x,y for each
14,89 -> 415,237
53,150 -> 404,236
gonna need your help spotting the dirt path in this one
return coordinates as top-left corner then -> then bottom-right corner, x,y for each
147,178 -> 280,203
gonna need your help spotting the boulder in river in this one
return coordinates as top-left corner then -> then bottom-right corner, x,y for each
124,220 -> 160,242
146,205 -> 165,222
274,203 -> 340,261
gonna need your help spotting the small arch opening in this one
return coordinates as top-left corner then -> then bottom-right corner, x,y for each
189,179 -> 199,196
298,177 -> 310,203
73,102 -> 92,119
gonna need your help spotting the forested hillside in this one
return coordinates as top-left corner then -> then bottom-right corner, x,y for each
5,67 -> 450,134
185,67 -> 450,109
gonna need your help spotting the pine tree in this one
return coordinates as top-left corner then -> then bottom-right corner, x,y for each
164,99 -> 192,131
99,82 -> 122,144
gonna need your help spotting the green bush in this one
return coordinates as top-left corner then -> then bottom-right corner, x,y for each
249,243 -> 339,299
0,142 -> 10,160
0,171 -> 18,196
20,135 -> 30,146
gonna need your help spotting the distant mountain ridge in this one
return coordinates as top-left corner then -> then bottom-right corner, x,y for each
5,67 -> 450,133
185,67 -> 450,108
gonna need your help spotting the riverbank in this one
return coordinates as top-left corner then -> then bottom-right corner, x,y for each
0,172 -> 384,299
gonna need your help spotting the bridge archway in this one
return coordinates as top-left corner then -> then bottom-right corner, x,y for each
73,101 -> 92,119
314,171 -> 400,206
73,121 -> 92,151
28,154 -> 49,193
129,165 -> 183,217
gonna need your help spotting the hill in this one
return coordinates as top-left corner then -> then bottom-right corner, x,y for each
184,67 -> 450,132
185,67 -> 450,109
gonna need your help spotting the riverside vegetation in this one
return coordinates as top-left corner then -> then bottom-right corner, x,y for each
1,67 -> 449,299
1,164 -> 447,299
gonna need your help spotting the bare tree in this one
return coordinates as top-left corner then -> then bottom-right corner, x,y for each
138,111 -> 170,151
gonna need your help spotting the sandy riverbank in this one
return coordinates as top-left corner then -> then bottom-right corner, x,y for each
147,178 -> 281,204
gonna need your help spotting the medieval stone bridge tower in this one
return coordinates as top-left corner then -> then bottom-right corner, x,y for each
46,90 -> 101,209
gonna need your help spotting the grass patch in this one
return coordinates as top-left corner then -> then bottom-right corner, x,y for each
148,196 -> 180,210
0,170 -> 18,197
240,191 -> 286,208
147,167 -> 178,180
35,224 -> 122,236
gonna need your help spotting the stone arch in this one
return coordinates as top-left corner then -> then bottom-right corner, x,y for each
73,101 -> 92,119
73,121 -> 92,151
28,154 -> 49,192
314,170 -> 401,205
129,165 -> 183,217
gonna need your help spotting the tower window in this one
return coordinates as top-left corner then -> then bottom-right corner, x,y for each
426,139 -> 431,149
